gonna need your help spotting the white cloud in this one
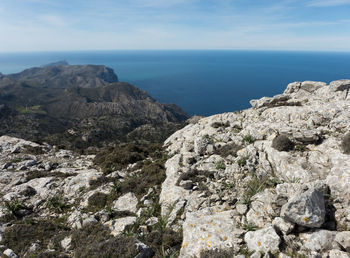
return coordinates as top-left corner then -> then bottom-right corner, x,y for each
39,15 -> 67,27
308,0 -> 350,7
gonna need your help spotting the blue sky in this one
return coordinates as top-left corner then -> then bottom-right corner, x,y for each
1,0 -> 350,52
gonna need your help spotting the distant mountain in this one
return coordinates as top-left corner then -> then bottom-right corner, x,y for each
0,63 -> 189,149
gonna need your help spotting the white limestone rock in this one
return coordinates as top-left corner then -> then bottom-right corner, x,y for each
281,187 -> 326,228
300,230 -> 336,252
334,231 -> 350,252
61,236 -> 72,251
329,249 -> 350,258
179,209 -> 244,257
113,192 -> 138,213
3,249 -> 18,258
105,216 -> 137,237
272,217 -> 294,235
246,189 -> 279,228
244,225 -> 281,253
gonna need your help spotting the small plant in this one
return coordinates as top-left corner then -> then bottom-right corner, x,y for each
295,144 -> 307,152
10,157 -> 24,163
243,135 -> 255,144
203,134 -> 215,144
242,175 -> 271,205
47,196 -> 70,213
4,199 -> 27,217
222,182 -> 235,190
272,135 -> 294,152
216,161 -> 226,170
240,196 -> 252,206
111,181 -> 121,194
237,156 -> 248,167
211,121 -> 230,129
242,223 -> 257,231
233,124 -> 243,133
179,155 -> 184,167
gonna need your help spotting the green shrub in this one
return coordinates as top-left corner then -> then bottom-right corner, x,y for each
71,223 -> 143,258
47,196 -> 70,213
216,161 -> 226,170
87,192 -> 108,212
272,135 -> 294,152
237,156 -> 248,167
211,121 -> 230,128
243,135 -> 255,144
4,199 -> 30,218
1,218 -> 69,256
214,143 -> 242,157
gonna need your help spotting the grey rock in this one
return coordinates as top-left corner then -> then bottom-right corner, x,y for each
134,240 -> 154,258
61,236 -> 72,251
179,210 -> 243,257
281,188 -> 326,228
236,204 -> 248,215
330,79 -> 350,92
334,231 -> 350,252
300,229 -> 336,252
194,137 -> 210,155
113,192 -> 138,213
145,217 -> 158,226
272,217 -> 294,235
329,249 -> 350,258
105,216 -> 137,236
3,249 -> 18,258
300,81 -> 327,93
82,217 -> 98,227
244,225 -> 281,253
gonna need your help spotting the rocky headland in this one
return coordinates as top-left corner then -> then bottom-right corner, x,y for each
1,77 -> 350,257
0,62 -> 189,149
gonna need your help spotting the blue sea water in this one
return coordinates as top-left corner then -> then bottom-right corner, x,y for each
0,50 -> 349,116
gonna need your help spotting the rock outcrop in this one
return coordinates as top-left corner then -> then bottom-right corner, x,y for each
161,79 -> 350,257
2,79 -> 350,257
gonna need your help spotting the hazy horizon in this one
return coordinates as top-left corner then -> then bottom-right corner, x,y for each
1,0 -> 350,52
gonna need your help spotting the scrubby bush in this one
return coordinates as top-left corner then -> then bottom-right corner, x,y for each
243,135 -> 255,144
87,192 -> 108,211
1,218 -> 69,256
214,143 -> 242,157
272,135 -> 294,152
341,133 -> 350,154
71,223 -> 142,258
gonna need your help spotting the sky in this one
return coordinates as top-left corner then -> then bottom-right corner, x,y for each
0,0 -> 350,52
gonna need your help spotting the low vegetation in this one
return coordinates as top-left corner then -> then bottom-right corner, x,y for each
272,135 -> 295,152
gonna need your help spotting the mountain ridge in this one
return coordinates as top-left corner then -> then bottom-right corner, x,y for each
0,63 -> 189,149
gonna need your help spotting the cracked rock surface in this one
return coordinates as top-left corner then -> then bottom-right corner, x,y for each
161,79 -> 350,257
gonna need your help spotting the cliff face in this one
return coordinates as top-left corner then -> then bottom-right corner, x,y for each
0,64 -> 189,148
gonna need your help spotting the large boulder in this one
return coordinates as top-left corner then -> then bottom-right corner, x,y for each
281,187 -> 326,228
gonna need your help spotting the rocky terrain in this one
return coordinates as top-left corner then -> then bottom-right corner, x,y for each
0,62 -> 189,149
1,79 -> 350,258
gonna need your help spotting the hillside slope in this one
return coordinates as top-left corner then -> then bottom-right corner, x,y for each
161,79 -> 350,257
0,63 -> 189,148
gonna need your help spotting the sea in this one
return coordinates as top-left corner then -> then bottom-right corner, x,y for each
0,50 -> 349,116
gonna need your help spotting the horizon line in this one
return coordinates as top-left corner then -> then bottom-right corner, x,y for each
1,49 -> 350,54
